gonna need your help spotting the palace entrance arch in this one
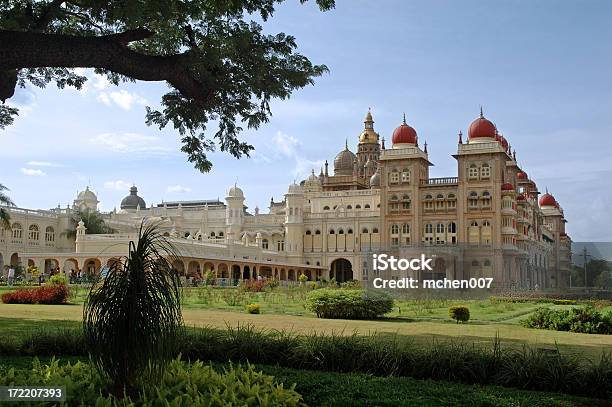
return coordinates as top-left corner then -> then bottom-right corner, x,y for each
330,258 -> 353,283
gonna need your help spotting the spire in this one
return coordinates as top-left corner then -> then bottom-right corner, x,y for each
480,105 -> 484,118
381,137 -> 385,149
402,112 -> 406,124
513,150 -> 516,161
345,138 -> 348,149
458,130 -> 463,144
424,141 -> 428,154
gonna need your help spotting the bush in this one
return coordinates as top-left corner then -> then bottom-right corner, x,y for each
49,274 -> 67,286
552,299 -> 577,305
240,279 -> 268,292
521,306 -> 611,334
305,288 -> 393,319
1,284 -> 69,305
0,358 -> 304,406
449,306 -> 470,323
3,326 -> 612,399
246,303 -> 261,314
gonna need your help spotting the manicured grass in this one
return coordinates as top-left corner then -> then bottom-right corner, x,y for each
0,356 -> 604,406
1,303 -> 611,358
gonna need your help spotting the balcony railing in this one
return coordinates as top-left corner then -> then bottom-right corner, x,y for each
421,177 -> 458,185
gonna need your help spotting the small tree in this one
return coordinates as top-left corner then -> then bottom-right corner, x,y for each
449,306 -> 470,324
83,221 -> 182,397
0,183 -> 15,229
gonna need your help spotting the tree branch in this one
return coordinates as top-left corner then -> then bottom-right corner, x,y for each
0,29 -> 211,103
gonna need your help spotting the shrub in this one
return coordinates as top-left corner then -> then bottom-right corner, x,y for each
0,358 -> 304,406
521,306 -> 611,334
448,306 -> 470,324
298,273 -> 308,283
49,274 -> 67,286
552,299 -> 577,305
1,284 -> 69,304
241,279 -> 268,292
305,288 -> 393,319
246,303 -> 261,314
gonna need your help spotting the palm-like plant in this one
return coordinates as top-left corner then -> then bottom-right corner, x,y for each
83,221 -> 183,396
65,208 -> 115,239
0,183 -> 15,230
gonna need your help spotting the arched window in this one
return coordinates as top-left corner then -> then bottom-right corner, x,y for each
448,222 -> 457,233
372,227 -> 379,234
390,169 -> 400,183
347,205 -> 352,210
425,223 -> 433,234
468,191 -> 479,208
323,206 -> 330,210
45,226 -> 55,242
470,220 -> 479,227
338,229 -> 344,235
483,220 -> 491,227
355,204 -> 361,209
315,229 -> 321,235
390,195 -> 399,201
364,204 -> 371,209
402,223 -> 410,234
481,163 -> 491,178
469,163 -> 479,179
262,239 -> 269,249
210,231 -> 215,237
305,230 -> 312,235
347,228 -> 353,234
28,224 -> 39,241
436,194 -> 444,200
401,169 -> 410,183
361,227 -> 369,234
425,194 -> 433,200
436,223 -> 445,234
218,231 -> 224,237
391,224 -> 399,234
12,223 -> 22,239
329,229 -> 335,235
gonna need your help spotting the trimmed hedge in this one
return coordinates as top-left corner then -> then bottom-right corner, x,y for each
0,358 -> 304,406
449,305 -> 470,323
1,284 -> 69,305
1,326 -> 611,399
305,288 -> 393,319
521,306 -> 612,334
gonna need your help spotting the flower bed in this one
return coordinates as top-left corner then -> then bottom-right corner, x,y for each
1,284 -> 69,305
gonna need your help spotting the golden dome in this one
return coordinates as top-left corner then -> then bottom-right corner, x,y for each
359,109 -> 380,144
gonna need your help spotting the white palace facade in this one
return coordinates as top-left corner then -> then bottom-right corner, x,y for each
0,110 -> 572,289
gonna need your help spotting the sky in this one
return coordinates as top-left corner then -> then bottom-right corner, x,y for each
1,0 -> 611,241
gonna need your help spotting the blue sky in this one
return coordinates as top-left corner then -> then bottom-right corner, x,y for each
1,0 -> 611,241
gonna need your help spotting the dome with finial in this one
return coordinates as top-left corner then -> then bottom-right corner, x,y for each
226,184 -> 244,198
304,169 -> 322,192
468,107 -> 496,141
501,183 -> 514,191
334,140 -> 357,176
120,185 -> 146,210
77,186 -> 98,202
287,181 -> 304,195
539,191 -> 557,207
392,113 -> 418,147
359,109 -> 380,144
517,171 -> 528,180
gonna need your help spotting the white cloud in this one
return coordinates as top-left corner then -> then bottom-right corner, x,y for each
27,161 -> 63,167
103,180 -> 132,191
97,89 -> 147,110
264,131 -> 322,179
90,132 -> 171,154
20,168 -> 46,176
166,185 -> 192,193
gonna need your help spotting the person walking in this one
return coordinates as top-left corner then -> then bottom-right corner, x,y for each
7,266 -> 15,287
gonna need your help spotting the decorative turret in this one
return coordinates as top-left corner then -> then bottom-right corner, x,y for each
284,182 -> 305,256
225,183 -> 245,237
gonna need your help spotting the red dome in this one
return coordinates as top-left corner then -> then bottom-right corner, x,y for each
468,113 -> 496,140
539,193 -> 556,207
517,171 -> 528,180
392,121 -> 417,145
501,183 -> 514,191
496,134 -> 509,150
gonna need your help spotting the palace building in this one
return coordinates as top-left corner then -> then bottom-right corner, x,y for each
0,109 -> 572,289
